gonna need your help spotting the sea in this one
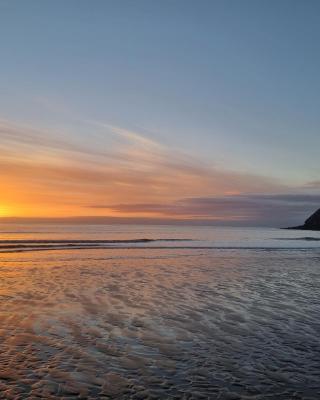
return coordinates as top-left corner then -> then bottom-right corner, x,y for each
0,224 -> 319,399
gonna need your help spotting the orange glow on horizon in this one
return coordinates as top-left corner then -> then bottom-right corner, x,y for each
0,205 -> 11,217
0,119 -> 286,222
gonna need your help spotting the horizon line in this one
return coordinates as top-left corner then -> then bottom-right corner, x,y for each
0,216 -> 278,228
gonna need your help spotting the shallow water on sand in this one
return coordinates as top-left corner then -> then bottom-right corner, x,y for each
0,225 -> 319,399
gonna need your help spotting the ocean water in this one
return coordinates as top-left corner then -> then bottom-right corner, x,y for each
0,224 -> 319,399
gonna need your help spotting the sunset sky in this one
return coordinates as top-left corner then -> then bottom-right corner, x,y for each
1,0 -> 320,226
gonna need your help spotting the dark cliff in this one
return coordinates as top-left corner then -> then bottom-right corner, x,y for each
287,208 -> 320,231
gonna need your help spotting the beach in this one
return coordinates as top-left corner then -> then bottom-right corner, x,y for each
0,225 -> 319,399
2,1 -> 320,397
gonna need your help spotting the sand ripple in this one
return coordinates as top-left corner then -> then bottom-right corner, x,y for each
0,248 -> 319,399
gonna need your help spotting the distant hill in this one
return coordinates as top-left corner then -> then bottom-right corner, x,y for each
287,208 -> 320,231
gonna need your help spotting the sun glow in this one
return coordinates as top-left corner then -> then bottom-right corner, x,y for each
0,205 -> 11,217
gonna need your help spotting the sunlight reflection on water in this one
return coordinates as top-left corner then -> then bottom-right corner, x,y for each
0,225 -> 319,398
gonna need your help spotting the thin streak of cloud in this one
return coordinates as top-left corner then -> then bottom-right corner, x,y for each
94,193 -> 320,226
0,118 -> 120,163
88,121 -> 161,149
304,180 -> 320,189
1,117 -> 307,220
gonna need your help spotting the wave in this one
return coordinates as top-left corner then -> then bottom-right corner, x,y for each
0,238 -> 191,244
1,245 -> 319,254
275,237 -> 320,241
0,238 -> 319,254
0,238 -> 194,253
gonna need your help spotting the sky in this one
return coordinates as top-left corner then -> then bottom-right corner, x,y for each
0,0 -> 320,226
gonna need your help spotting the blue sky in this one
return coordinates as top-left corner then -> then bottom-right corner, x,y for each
0,1 -> 319,224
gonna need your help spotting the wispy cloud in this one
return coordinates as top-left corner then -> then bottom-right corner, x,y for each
1,117 -> 312,222
304,180 -> 320,189
90,121 -> 162,150
0,118 -> 119,163
94,193 -> 320,226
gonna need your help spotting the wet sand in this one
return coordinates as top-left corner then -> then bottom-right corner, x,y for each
0,248 -> 319,399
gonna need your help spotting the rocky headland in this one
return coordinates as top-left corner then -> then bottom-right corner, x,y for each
287,208 -> 320,231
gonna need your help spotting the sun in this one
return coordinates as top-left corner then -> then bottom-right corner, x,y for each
0,205 -> 10,217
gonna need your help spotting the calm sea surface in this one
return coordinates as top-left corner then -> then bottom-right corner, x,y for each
0,224 -> 319,399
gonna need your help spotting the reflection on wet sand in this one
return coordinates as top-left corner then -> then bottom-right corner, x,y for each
0,248 -> 319,399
